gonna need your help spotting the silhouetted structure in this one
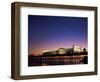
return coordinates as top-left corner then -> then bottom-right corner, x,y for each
28,45 -> 88,66
83,48 -> 86,52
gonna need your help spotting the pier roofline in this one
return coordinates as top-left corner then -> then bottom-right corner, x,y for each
42,45 -> 86,56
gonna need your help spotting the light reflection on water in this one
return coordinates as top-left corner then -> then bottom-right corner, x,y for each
28,55 -> 88,66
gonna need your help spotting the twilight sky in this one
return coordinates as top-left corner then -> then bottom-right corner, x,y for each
28,15 -> 88,55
